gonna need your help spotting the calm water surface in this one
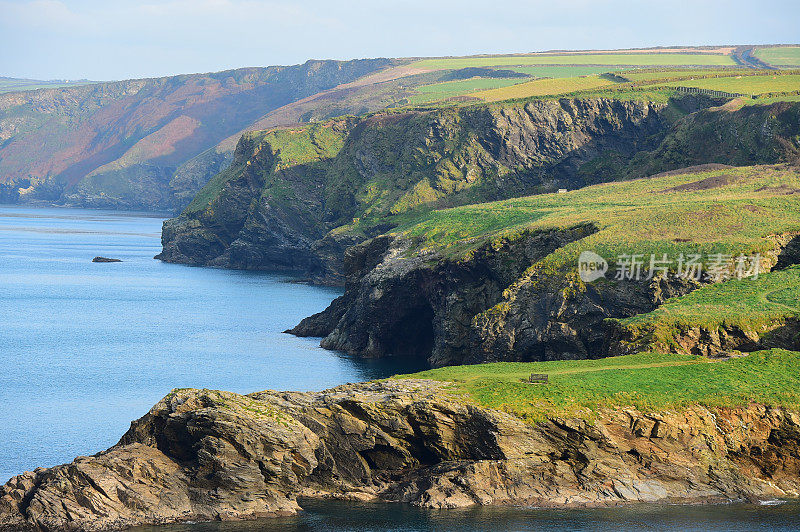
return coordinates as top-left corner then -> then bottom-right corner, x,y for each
1,205 -> 797,530
0,206 -> 420,483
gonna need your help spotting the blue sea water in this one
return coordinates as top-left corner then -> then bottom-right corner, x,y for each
0,206 -> 420,484
1,205 -> 798,530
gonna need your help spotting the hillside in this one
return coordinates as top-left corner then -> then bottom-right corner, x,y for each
0,77 -> 98,94
291,163 -> 800,366
0,59 -> 393,210
3,45 -> 798,213
159,95 -> 800,279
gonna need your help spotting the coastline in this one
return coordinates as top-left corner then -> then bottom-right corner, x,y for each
3,379 -> 798,531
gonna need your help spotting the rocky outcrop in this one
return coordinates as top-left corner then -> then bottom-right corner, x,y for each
289,228 -> 706,366
158,97 -> 674,279
2,381 -> 800,531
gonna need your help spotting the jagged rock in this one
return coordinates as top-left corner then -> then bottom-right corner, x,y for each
91,257 -> 122,263
2,381 -> 800,531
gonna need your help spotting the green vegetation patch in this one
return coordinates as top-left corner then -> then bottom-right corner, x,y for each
614,266 -> 800,350
396,349 -> 800,421
407,78 -> 529,105
393,165 -> 800,265
659,74 -> 800,96
509,66 -> 626,77
473,75 -> 617,102
264,122 -> 347,169
618,68 -> 751,82
755,46 -> 800,67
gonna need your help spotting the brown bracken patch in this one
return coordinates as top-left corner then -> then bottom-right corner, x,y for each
662,170 -> 738,192
755,184 -> 800,195
650,164 -> 732,181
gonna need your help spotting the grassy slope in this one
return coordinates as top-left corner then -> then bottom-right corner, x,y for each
391,165 -> 800,419
406,78 -> 528,105
755,46 -> 800,67
613,266 -> 800,350
394,165 -> 800,264
397,349 -> 800,421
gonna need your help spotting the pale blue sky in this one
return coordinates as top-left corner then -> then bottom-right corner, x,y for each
1,0 -> 798,81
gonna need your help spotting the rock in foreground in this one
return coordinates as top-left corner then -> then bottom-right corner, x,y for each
2,380 -> 799,531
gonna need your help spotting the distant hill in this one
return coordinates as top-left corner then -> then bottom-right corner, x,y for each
0,59 -> 393,210
0,77 -> 99,94
2,45 -> 797,212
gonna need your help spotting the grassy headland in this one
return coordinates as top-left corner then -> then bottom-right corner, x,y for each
394,165 -> 800,265
396,349 -> 800,421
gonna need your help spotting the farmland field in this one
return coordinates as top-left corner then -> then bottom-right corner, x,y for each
754,46 -> 800,67
619,68 -> 749,82
411,53 -> 737,70
407,78 -> 529,105
509,65 -> 625,77
472,75 -> 616,102
660,74 -> 800,95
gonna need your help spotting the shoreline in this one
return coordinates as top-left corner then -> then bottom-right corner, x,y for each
3,379 -> 799,531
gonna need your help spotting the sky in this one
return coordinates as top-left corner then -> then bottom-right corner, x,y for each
1,0 -> 799,81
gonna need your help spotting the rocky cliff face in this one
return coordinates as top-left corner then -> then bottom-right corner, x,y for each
158,97 -> 673,279
2,381 -> 799,531
159,99 -> 800,282
289,229 -> 705,366
0,59 -> 393,211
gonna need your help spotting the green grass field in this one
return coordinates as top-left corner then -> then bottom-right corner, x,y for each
412,53 -> 737,70
397,349 -> 800,420
660,74 -> 800,95
614,266 -> 800,350
409,67 -> 800,107
754,46 -> 800,67
473,75 -> 617,102
395,165 -> 800,266
618,68 -> 750,82
509,65 -> 626,77
406,78 -> 529,105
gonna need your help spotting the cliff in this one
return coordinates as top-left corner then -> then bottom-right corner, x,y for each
0,59 -> 393,211
2,380 -> 799,531
157,97 -> 678,280
158,99 -> 800,283
291,163 -> 800,366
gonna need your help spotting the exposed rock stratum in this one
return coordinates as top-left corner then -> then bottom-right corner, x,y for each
2,381 -> 799,531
